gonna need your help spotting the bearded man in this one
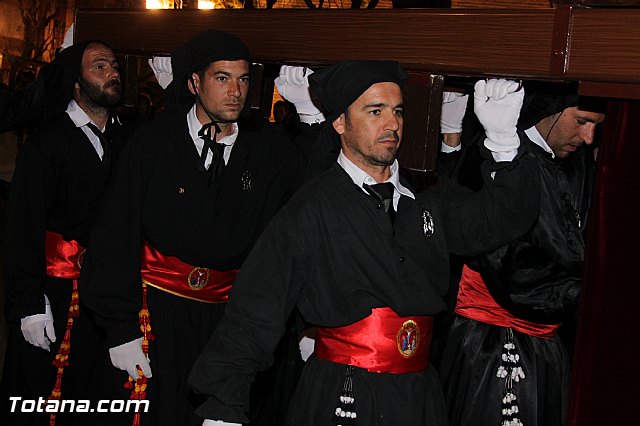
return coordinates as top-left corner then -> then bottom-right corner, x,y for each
1,40 -> 126,425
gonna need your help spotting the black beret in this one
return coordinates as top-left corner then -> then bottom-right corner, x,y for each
518,92 -> 607,130
308,60 -> 407,123
171,30 -> 252,105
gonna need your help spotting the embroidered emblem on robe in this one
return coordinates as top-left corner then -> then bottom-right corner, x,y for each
241,170 -> 253,192
397,320 -> 420,358
422,209 -> 434,237
187,267 -> 210,290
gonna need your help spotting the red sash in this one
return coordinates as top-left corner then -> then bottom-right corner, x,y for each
140,241 -> 239,303
44,232 -> 83,425
455,265 -> 561,339
45,232 -> 84,279
315,307 -> 433,374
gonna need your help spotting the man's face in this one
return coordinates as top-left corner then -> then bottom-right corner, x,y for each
333,82 -> 404,176
537,106 -> 605,159
190,60 -> 250,124
76,43 -> 121,108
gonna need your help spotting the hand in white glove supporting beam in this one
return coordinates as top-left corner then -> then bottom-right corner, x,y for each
474,79 -> 524,153
274,66 -> 325,124
440,91 -> 469,135
148,56 -> 173,90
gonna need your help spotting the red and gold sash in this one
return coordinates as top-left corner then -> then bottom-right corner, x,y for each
44,232 -> 84,426
315,307 -> 433,374
45,231 -> 84,279
140,241 -> 239,303
455,265 -> 561,339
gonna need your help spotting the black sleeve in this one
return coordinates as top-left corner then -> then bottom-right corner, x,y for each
79,137 -> 145,347
436,145 -> 462,179
299,123 -> 341,183
188,207 -> 308,423
5,132 -> 55,320
434,146 -> 541,257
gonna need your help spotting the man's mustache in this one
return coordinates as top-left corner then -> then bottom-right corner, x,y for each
104,80 -> 121,89
377,132 -> 400,143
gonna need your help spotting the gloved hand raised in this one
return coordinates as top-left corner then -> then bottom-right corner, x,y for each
274,66 -> 325,124
474,79 -> 524,152
440,91 -> 469,134
109,337 -> 152,380
148,56 -> 173,90
20,295 -> 56,351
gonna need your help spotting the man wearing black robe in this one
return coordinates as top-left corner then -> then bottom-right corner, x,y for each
79,31 -> 297,425
437,89 -> 606,426
1,40 -> 125,424
188,61 -> 540,426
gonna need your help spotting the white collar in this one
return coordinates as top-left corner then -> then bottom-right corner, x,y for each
337,150 -> 415,201
187,104 -> 239,146
525,126 -> 555,158
66,99 -> 100,129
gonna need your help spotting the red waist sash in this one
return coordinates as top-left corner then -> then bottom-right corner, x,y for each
140,241 -> 239,303
45,232 -> 84,279
455,265 -> 560,339
315,307 -> 433,374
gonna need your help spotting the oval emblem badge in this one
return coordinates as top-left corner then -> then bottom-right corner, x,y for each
397,319 -> 420,358
188,267 -> 210,290
422,209 -> 434,237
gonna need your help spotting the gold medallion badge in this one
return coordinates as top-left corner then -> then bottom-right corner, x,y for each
187,267 -> 210,290
397,319 -> 420,358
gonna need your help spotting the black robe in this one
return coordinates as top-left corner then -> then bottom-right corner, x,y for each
1,111 -> 126,425
188,154 -> 540,425
439,134 -> 594,426
79,109 -> 298,425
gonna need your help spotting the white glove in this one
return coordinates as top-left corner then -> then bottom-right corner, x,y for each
61,24 -> 74,50
474,79 -> 524,152
109,337 -> 152,380
20,295 -> 56,351
298,335 -> 315,362
203,420 -> 242,426
274,66 -> 325,124
148,57 -> 173,90
440,91 -> 468,134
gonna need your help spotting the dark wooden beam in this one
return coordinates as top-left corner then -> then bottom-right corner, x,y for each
75,8 -> 640,98
566,8 -> 640,84
74,9 -> 556,78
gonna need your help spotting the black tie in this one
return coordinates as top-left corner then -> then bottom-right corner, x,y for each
197,121 -> 225,180
364,182 -> 396,223
86,122 -> 112,173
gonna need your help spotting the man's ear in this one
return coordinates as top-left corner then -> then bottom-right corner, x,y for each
332,113 -> 346,135
187,73 -> 199,95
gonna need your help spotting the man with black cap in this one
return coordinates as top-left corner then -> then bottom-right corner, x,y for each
1,40 -> 124,424
436,86 -> 606,426
187,61 -> 541,425
80,30 -> 297,425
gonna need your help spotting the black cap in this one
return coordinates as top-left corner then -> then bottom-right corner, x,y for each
308,60 -> 407,122
518,92 -> 607,130
170,30 -> 252,106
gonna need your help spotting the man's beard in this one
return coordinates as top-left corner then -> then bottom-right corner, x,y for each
78,76 -> 122,108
